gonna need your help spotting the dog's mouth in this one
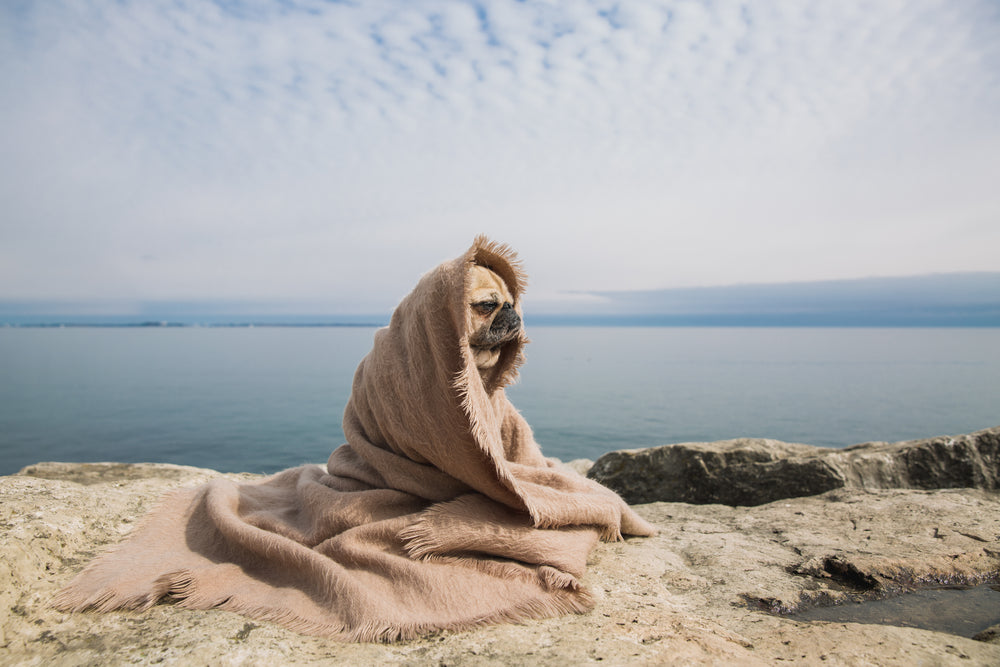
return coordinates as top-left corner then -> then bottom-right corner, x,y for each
470,326 -> 520,353
470,336 -> 515,352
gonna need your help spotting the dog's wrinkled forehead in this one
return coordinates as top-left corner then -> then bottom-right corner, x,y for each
468,264 -> 513,303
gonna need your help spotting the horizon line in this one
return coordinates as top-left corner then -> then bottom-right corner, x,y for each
3,314 -> 999,329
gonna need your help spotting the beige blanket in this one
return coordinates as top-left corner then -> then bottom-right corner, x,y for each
54,236 -> 655,641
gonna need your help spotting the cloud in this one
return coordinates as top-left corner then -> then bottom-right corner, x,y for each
1,0 -> 999,310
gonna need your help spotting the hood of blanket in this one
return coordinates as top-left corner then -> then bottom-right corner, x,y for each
392,234 -> 528,394
340,236 -> 531,508
460,236 -> 529,392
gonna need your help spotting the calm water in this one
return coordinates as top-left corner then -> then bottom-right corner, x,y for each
792,584 -> 1000,638
1,327 -> 998,476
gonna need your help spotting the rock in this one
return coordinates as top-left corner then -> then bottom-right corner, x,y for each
589,426 -> 1000,505
3,458 -> 1000,665
974,623 -> 1000,644
562,458 -> 594,476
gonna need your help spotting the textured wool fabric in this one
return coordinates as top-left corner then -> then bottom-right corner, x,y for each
53,237 -> 656,641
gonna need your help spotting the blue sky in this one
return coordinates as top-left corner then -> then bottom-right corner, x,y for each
1,1 -> 999,314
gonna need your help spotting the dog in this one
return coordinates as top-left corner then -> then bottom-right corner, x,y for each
466,264 -> 522,369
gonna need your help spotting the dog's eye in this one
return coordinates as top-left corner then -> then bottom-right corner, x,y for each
474,301 -> 498,316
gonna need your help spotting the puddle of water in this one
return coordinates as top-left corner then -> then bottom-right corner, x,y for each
793,584 -> 1000,638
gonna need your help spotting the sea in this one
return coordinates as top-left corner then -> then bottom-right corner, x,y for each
1,326 -> 998,477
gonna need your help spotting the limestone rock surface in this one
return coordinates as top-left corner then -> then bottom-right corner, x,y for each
2,455 -> 1000,666
588,426 -> 1000,505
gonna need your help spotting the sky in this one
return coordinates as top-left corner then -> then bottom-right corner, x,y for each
1,0 -> 999,315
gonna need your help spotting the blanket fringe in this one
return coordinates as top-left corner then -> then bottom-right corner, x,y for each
55,567 -> 594,643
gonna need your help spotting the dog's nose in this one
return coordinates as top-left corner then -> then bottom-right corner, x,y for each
501,302 -> 513,311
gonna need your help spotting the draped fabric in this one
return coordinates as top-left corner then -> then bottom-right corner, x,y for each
54,236 -> 654,641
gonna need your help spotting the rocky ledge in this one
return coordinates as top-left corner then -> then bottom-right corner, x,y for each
588,427 -> 1000,506
2,429 -> 999,666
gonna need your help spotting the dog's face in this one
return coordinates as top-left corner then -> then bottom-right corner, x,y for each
466,264 -> 521,369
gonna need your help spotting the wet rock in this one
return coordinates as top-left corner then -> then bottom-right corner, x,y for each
589,427 -> 1000,505
974,623 -> 1000,643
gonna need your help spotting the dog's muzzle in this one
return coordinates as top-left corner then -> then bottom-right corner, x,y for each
486,303 -> 521,345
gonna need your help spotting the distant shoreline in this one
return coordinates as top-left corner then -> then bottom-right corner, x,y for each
3,318 -> 999,328
3,272 -> 998,328
1,321 -> 387,329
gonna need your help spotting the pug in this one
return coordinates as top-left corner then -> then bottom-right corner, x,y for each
466,264 -> 522,369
